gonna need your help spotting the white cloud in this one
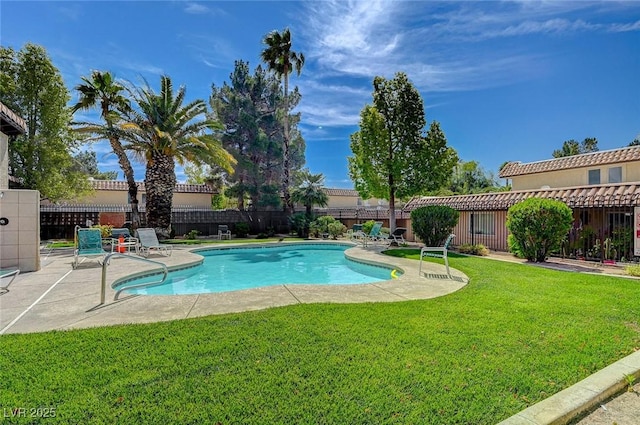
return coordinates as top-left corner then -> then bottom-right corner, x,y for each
184,2 -> 209,15
609,19 -> 640,33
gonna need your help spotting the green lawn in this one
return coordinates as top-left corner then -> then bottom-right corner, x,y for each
1,252 -> 639,424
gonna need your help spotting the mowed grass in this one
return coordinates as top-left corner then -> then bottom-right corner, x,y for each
1,252 -> 639,424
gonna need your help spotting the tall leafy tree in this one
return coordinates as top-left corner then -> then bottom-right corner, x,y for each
211,61 -> 281,209
73,150 -> 118,180
448,160 -> 498,194
261,27 -> 305,213
72,70 -> 141,228
552,137 -> 598,157
123,75 -> 236,238
211,60 -> 304,210
348,72 -> 458,231
0,43 -> 90,200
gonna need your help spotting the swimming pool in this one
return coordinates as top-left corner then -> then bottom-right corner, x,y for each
114,243 -> 399,296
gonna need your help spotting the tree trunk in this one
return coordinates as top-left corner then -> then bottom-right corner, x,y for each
389,176 -> 396,232
109,135 -> 140,230
145,152 -> 175,239
282,73 -> 292,214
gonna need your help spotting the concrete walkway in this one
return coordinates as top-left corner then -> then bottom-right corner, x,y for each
0,241 -> 468,334
2,241 -> 639,424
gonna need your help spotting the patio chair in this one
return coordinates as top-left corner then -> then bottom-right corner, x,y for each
386,227 -> 407,246
0,268 -> 20,293
110,228 -> 139,253
356,221 -> 384,246
73,227 -> 110,269
347,224 -> 364,241
419,234 -> 455,278
217,225 -> 231,240
136,228 -> 172,257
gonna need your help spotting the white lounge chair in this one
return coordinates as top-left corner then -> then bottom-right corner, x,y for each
217,225 -> 231,240
110,228 -> 139,253
419,234 -> 455,278
385,227 -> 407,246
136,228 -> 172,257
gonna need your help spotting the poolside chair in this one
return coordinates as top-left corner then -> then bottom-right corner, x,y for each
73,227 -> 110,269
217,224 -> 231,240
385,227 -> 407,246
419,234 -> 455,278
136,228 -> 172,258
110,228 -> 139,253
347,224 -> 365,241
356,221 -> 384,247
0,268 -> 20,294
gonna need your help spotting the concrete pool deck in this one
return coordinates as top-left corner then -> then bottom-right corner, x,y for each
0,241 -> 468,334
2,241 -> 639,424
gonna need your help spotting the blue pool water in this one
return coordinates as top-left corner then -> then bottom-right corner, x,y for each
115,244 -> 397,295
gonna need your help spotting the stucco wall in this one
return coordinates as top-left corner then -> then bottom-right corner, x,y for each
0,189 -> 40,272
327,195 -> 389,208
511,160 -> 640,190
63,189 -> 212,208
0,133 -> 8,190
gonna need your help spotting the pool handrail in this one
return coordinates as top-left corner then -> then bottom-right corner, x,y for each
101,252 -> 168,302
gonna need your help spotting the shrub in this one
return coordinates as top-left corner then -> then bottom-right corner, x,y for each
361,220 -> 377,235
625,264 -> 640,277
91,224 -> 113,238
458,243 -> 489,256
506,198 -> 573,262
256,233 -> 268,239
184,229 -> 199,240
327,221 -> 347,240
309,216 -> 346,239
289,213 -> 310,238
411,206 -> 459,246
234,222 -> 250,238
507,234 -> 525,259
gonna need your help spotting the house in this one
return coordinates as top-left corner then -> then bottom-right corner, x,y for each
323,188 -> 389,209
313,188 -> 412,230
54,179 -> 215,210
0,101 -> 41,272
40,179 -> 215,237
405,146 -> 640,261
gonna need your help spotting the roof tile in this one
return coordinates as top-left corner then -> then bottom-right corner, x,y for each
89,179 -> 214,193
499,146 -> 640,177
405,182 -> 640,210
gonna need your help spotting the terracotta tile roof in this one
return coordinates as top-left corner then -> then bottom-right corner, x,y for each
0,101 -> 27,135
499,146 -> 640,178
89,179 -> 214,193
324,188 -> 360,196
405,182 -> 640,211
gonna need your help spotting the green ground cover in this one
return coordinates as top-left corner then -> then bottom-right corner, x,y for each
1,252 -> 639,424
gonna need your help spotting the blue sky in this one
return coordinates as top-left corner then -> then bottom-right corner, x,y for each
2,1 -> 639,189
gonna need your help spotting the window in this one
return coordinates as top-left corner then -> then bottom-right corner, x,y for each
588,169 -> 600,185
471,212 -> 495,235
608,166 -> 622,183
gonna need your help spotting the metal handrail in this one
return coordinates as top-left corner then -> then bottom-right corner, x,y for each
101,252 -> 168,303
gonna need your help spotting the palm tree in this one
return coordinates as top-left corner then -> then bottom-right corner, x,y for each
291,170 -> 329,217
260,27 -> 305,214
72,71 -> 141,229
123,75 -> 236,239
